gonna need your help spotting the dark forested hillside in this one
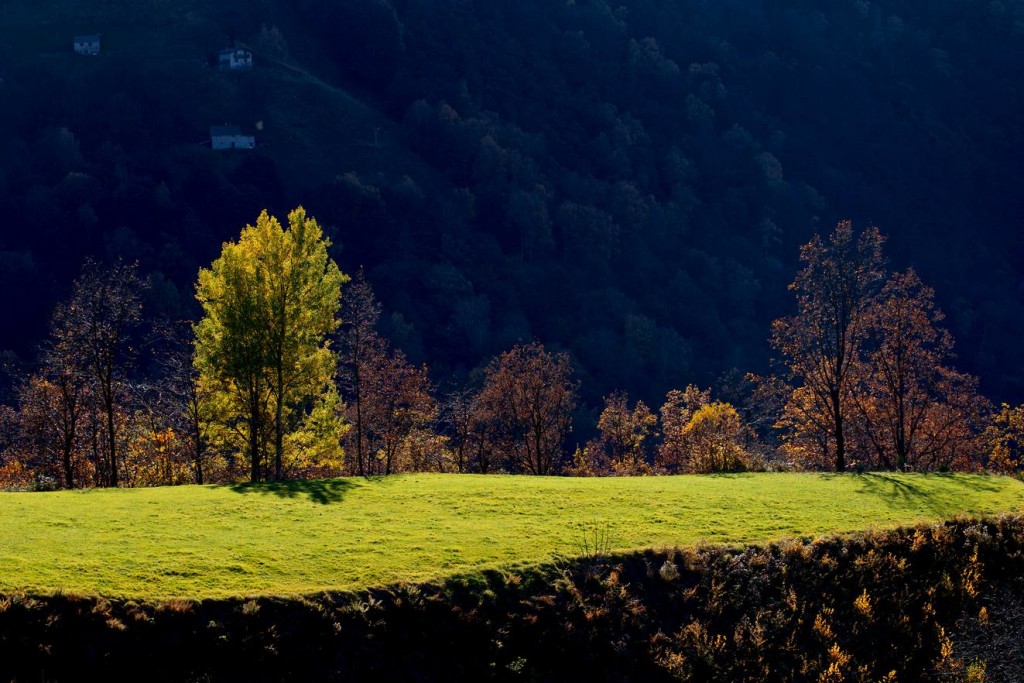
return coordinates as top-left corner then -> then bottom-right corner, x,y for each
2,0 -> 1023,407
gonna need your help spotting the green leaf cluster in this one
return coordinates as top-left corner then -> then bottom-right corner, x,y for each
194,208 -> 348,480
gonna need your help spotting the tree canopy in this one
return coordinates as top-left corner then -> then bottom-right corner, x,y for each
772,222 -> 886,471
194,207 -> 346,481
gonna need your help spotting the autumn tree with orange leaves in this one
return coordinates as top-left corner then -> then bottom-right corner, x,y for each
590,391 -> 658,475
477,342 -> 578,474
17,338 -> 90,488
773,223 -> 987,471
772,221 -> 886,472
984,403 -> 1024,473
359,349 -> 437,475
16,261 -> 144,488
338,270 -> 386,477
441,389 -> 493,473
339,271 -> 438,476
680,402 -> 749,473
853,269 -> 987,470
656,384 -> 710,472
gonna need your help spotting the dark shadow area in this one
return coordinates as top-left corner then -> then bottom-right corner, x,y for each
228,478 -> 356,505
853,473 -> 1002,514
855,473 -> 927,505
361,475 -> 402,487
703,473 -> 755,480
931,472 -> 1004,493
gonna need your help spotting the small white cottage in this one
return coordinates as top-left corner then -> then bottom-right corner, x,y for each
218,48 -> 254,71
210,125 -> 255,150
73,34 -> 101,56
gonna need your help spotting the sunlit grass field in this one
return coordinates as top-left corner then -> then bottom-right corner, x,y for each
1,473 -> 1022,599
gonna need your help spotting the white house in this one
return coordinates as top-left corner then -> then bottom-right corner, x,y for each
218,48 -> 253,71
73,34 -> 101,56
210,125 -> 255,150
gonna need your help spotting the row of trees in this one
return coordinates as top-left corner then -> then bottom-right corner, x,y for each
1,211 -> 1021,489
2,263 -> 143,488
571,386 -> 751,476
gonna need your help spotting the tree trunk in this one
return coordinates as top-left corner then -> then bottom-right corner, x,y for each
90,420 -> 102,487
105,395 -> 118,487
62,442 -> 74,489
533,425 -> 543,475
896,391 -> 907,470
249,424 -> 260,482
475,433 -> 488,474
354,365 -> 364,477
275,366 -> 284,481
60,388 -> 77,489
249,388 -> 261,482
194,422 -> 204,485
356,405 -> 364,475
896,424 -> 907,470
832,389 -> 846,472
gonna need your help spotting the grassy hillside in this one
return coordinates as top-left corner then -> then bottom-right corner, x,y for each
1,473 -> 1023,599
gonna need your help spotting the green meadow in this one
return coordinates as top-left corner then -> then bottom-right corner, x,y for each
1,473 -> 1022,599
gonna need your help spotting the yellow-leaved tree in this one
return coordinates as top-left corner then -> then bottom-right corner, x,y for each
194,208 -> 348,481
681,402 -> 749,473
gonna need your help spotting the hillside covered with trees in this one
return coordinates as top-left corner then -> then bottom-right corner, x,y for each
2,0 -> 1024,413
5,3 -> 1024,678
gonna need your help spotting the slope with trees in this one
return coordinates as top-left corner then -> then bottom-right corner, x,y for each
2,214 -> 1014,486
2,0 -> 1024,412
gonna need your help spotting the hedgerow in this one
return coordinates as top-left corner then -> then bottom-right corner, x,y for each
2,516 -> 1022,681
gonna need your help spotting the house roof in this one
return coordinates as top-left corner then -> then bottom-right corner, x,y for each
74,34 -> 101,43
210,125 -> 244,137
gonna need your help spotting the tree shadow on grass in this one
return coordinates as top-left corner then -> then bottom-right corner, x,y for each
228,478 -> 356,505
930,472 -> 1004,493
853,472 -> 1002,515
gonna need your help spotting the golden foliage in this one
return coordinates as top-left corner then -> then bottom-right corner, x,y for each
194,207 -> 346,482
590,391 -> 657,475
984,403 -> 1024,473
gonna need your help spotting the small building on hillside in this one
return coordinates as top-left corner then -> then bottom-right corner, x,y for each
218,47 -> 253,71
210,125 -> 255,150
73,34 -> 101,56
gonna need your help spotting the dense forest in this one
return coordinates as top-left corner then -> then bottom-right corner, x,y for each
2,0 -> 1024,414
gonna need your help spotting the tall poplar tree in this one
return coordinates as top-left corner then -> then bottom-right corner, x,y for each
194,208 -> 347,481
